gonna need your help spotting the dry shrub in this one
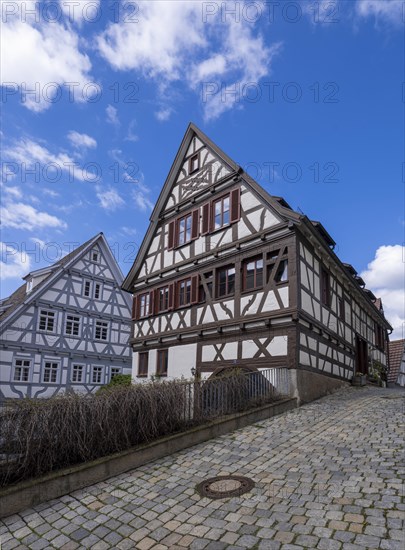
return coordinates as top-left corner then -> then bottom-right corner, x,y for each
0,370 -> 281,487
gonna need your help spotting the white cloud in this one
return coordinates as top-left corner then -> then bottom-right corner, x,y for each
1,4 -> 94,112
59,0 -> 101,25
106,104 -> 120,126
96,1 -> 282,120
42,188 -> 60,198
360,245 -> 405,340
155,108 -> 174,122
2,186 -> 22,199
1,200 -> 67,231
125,120 -> 139,142
67,130 -> 97,149
356,0 -> 403,26
96,187 -> 125,211
3,138 -> 95,182
0,242 -> 31,281
132,190 -> 154,212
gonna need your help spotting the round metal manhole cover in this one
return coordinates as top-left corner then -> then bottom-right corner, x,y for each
196,475 -> 255,499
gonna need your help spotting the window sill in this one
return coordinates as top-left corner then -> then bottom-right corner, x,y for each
241,286 -> 263,295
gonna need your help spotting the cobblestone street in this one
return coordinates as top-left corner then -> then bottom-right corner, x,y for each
1,386 -> 404,550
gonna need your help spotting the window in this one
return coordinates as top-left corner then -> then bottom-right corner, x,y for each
217,266 -> 235,298
213,195 -> 230,230
138,352 -> 149,377
275,259 -> 288,283
244,257 -> 263,291
43,361 -> 59,383
178,213 -> 192,246
321,268 -> 331,307
94,283 -> 101,300
375,323 -> 385,351
65,315 -> 80,336
177,278 -> 192,307
95,320 -> 108,341
157,286 -> 169,312
139,293 -> 150,318
26,279 -> 33,293
110,367 -> 121,380
83,280 -> 91,297
39,310 -> 55,332
91,249 -> 99,263
13,359 -> 31,382
156,350 -> 168,377
71,364 -> 84,383
189,153 -> 199,174
91,365 -> 104,384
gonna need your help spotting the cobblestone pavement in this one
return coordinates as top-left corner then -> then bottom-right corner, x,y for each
1,386 -> 404,550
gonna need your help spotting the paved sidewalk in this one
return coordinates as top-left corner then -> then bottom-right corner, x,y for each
1,386 -> 404,550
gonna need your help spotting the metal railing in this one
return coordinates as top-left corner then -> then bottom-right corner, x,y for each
179,367 -> 291,423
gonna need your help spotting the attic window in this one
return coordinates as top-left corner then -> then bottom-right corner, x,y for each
189,153 -> 200,174
91,249 -> 99,263
26,279 -> 33,293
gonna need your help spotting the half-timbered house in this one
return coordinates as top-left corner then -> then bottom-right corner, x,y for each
122,124 -> 392,402
0,233 -> 132,401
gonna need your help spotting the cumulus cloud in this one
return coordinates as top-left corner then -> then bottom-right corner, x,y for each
360,245 -> 404,340
155,108 -> 174,122
1,2 -> 94,112
356,0 -> 403,26
106,105 -> 120,126
1,200 -> 67,231
96,0 -> 282,120
96,187 -> 125,211
3,137 -> 96,182
67,131 -> 97,149
0,242 -> 32,281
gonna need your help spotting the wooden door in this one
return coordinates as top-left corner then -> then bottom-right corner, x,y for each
355,335 -> 368,374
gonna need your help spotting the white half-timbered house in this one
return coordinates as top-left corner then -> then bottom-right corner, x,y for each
122,124 -> 392,401
0,233 -> 132,401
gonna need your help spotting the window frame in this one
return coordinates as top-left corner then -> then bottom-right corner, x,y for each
138,292 -> 150,318
91,249 -> 99,263
64,314 -> 81,337
177,213 -> 193,247
243,256 -> 264,292
93,282 -> 102,300
83,279 -> 92,298
189,152 -> 200,174
42,360 -> 60,384
216,265 -> 236,298
91,365 -> 105,385
110,367 -> 122,380
157,286 -> 169,313
156,349 -> 168,377
138,352 -> 149,378
12,358 -> 31,383
94,320 -> 109,341
212,194 -> 230,231
38,309 -> 56,333
177,277 -> 192,308
71,363 -> 85,383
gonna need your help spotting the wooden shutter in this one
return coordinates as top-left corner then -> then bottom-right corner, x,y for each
168,283 -> 175,310
201,203 -> 210,235
168,220 -> 175,250
149,290 -> 155,316
191,209 -> 200,240
230,188 -> 241,223
191,275 -> 199,304
132,296 -> 138,320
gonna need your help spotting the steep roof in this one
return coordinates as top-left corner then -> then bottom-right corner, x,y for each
0,233 -> 128,329
388,339 -> 405,384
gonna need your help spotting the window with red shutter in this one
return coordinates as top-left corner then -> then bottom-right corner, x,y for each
230,188 -> 241,223
191,209 -> 200,239
168,221 -> 175,250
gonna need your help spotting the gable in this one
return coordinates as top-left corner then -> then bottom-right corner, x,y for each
122,123 -> 302,292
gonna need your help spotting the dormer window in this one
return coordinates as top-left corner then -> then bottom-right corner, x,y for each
189,153 -> 199,174
26,279 -> 33,293
91,249 -> 99,263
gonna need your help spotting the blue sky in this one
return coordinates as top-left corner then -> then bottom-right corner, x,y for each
1,0 -> 404,337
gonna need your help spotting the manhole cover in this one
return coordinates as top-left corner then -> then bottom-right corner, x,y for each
196,475 -> 254,499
